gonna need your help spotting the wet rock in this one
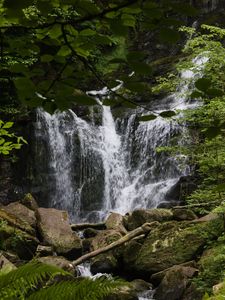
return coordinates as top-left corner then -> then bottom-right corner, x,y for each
105,285 -> 139,300
133,218 -> 223,276
130,279 -> 153,293
105,212 -> 127,234
83,228 -> 99,238
37,256 -> 76,275
172,208 -> 198,221
154,265 -> 197,300
36,208 -> 82,259
124,209 -> 173,231
90,230 -> 122,274
181,283 -> 204,300
4,202 -> 36,228
20,193 -> 39,211
122,240 -> 142,271
36,245 -> 54,257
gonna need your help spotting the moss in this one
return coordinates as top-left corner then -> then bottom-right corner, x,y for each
133,218 -> 223,275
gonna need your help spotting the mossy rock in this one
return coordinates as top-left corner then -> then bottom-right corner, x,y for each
133,218 -> 223,276
0,222 -> 39,259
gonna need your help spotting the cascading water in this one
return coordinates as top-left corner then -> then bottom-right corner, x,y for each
33,55 -> 207,222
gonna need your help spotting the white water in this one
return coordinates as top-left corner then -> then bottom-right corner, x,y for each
34,55 -> 207,222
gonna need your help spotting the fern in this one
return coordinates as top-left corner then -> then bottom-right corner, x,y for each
27,277 -> 125,300
0,261 -> 70,300
0,261 -> 125,300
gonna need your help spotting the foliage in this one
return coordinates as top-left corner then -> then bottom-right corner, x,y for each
0,0 -> 198,113
0,261 -> 125,300
0,120 -> 27,155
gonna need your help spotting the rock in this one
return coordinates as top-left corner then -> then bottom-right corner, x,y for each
154,265 -> 198,300
130,279 -> 153,293
4,202 -> 36,228
172,208 -> 197,221
20,193 -> 38,211
105,285 -> 139,300
0,252 -> 17,272
125,209 -> 173,231
194,212 -> 218,222
181,283 -> 204,300
122,241 -> 143,271
90,230 -> 122,274
213,282 -> 224,294
0,222 -> 39,259
0,208 -> 35,235
133,218 -> 223,276
105,213 -> 127,234
151,262 -> 198,284
37,256 -> 76,275
36,245 -> 54,257
36,208 -> 82,259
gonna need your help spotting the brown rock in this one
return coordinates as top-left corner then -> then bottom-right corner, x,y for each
0,252 -> 17,272
105,213 -> 127,234
5,202 -> 36,228
36,245 -> 54,257
37,256 -> 76,275
20,193 -> 39,211
172,208 -> 197,221
36,208 -> 82,259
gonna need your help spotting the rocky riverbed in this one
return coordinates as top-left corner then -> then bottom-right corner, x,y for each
0,193 -> 225,299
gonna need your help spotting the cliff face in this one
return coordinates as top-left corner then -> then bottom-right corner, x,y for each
0,0 -> 225,206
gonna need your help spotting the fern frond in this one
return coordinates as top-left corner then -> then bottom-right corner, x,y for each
27,277 -> 125,300
0,261 -> 71,300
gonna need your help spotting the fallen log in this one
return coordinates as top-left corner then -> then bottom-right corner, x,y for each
71,222 -> 106,231
72,221 -> 159,267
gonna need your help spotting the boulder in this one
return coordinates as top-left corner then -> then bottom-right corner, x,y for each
37,256 -> 76,275
4,202 -> 36,228
105,213 -> 127,234
0,208 -> 35,235
83,228 -> 99,238
172,208 -> 197,221
90,229 -> 122,274
133,218 -> 223,276
130,279 -> 153,293
181,283 -> 204,300
0,222 -> 39,259
36,245 -> 54,257
154,265 -> 197,300
105,285 -> 138,300
125,209 -> 173,231
36,208 -> 82,259
0,252 -> 16,272
151,262 -> 198,284
20,193 -> 39,211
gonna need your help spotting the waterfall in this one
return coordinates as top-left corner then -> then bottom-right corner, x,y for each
33,55 -> 207,222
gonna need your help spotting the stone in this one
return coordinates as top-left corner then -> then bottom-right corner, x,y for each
125,209 -> 173,231
37,256 -> 76,275
36,245 -> 54,257
4,202 -> 36,228
181,283 -> 204,300
105,285 -> 139,300
0,208 -> 35,235
151,262 -> 198,284
105,213 -> 127,234
0,222 -> 39,259
90,229 -> 122,274
172,208 -> 197,221
213,282 -> 224,294
83,228 -> 99,238
0,252 -> 16,272
154,266 -> 194,300
130,279 -> 153,293
133,218 -> 223,276
36,208 -> 82,259
20,193 -> 39,211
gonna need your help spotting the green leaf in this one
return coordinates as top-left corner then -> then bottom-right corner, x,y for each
127,51 -> 147,62
191,90 -> 204,98
73,95 -> 98,106
206,88 -> 224,97
139,114 -> 157,121
49,25 -> 62,39
124,82 -> 148,92
57,46 -> 71,57
3,122 -> 13,129
213,184 -> 225,192
108,58 -> 127,64
103,99 -> 116,106
160,111 -> 176,118
159,28 -> 181,44
79,29 -> 96,36
195,78 -> 211,92
129,62 -> 152,75
203,127 -> 221,139
110,20 -> 128,36
41,55 -> 54,62
121,101 -> 137,109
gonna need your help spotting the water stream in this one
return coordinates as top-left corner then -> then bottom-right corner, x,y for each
34,55 -> 207,222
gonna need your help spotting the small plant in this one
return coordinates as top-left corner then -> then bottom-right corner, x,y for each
0,120 -> 27,155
